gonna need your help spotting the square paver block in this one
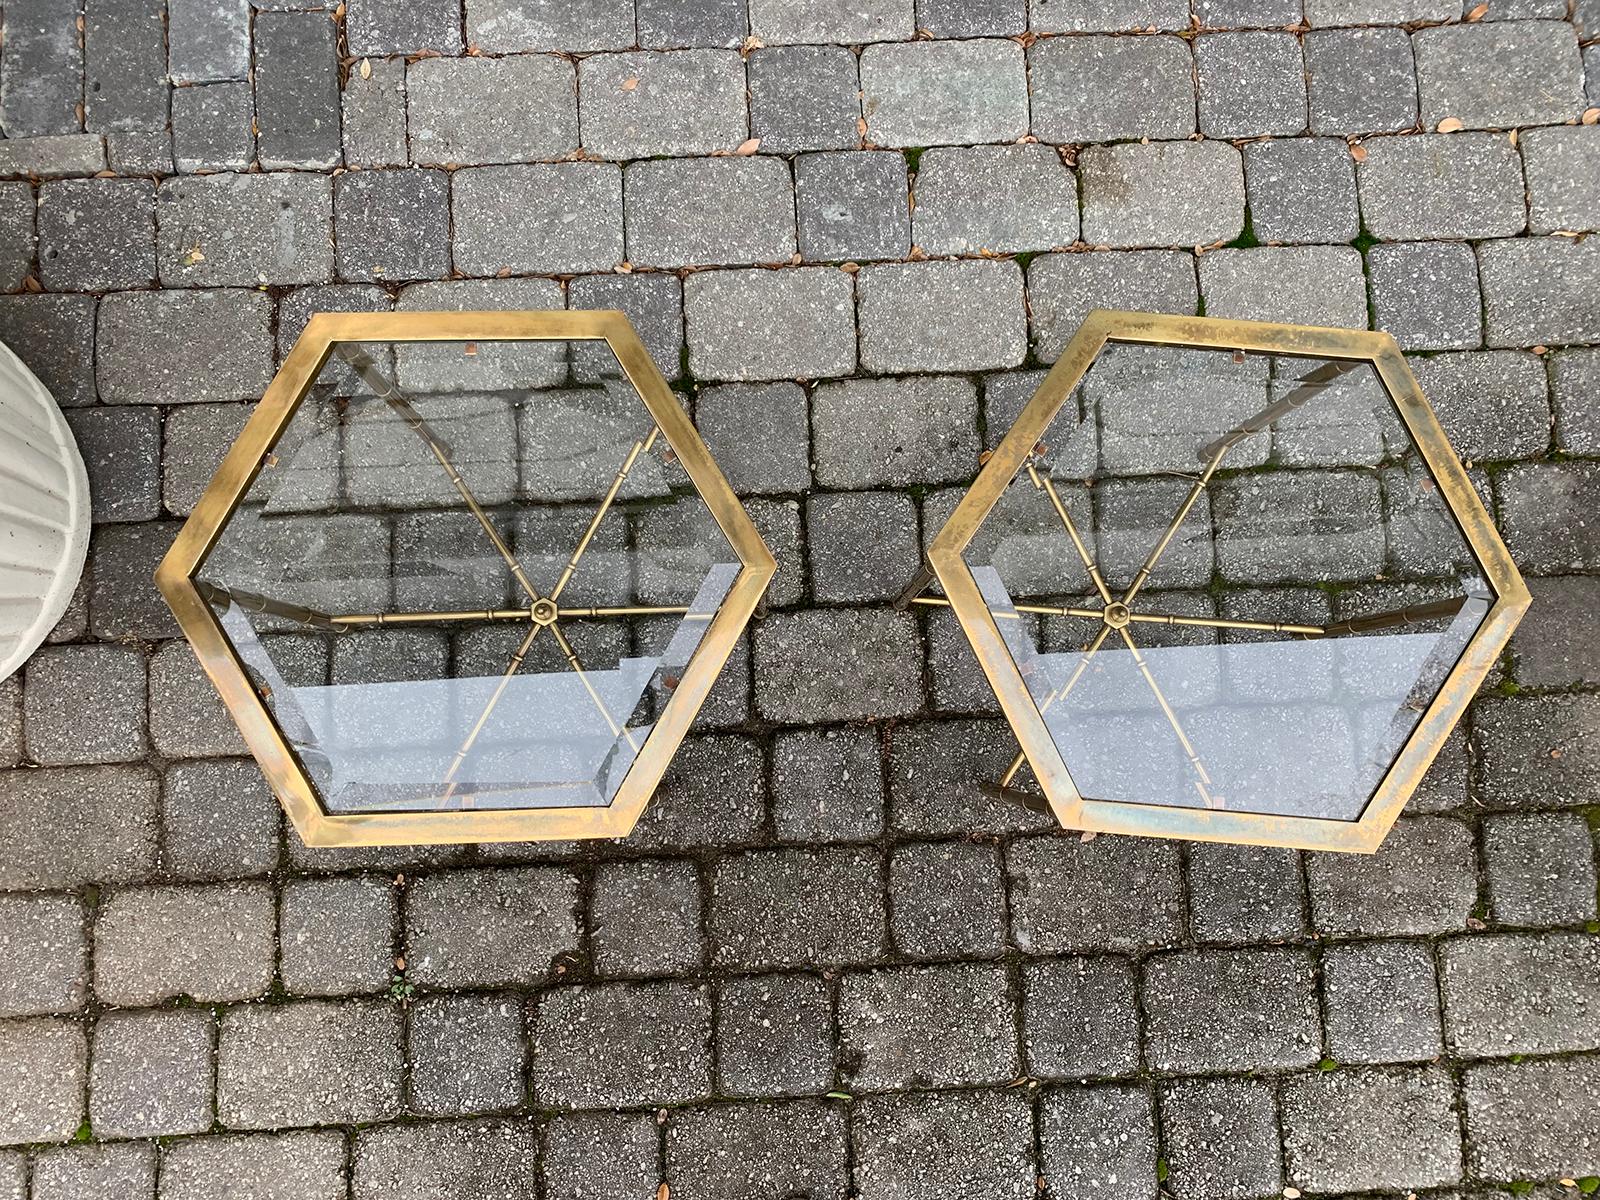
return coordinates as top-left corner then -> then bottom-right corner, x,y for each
1199,245 -> 1369,328
694,382 -> 811,495
1464,1057 -> 1600,1181
578,50 -> 747,158
1414,21 -> 1585,129
749,45 -> 861,153
89,1008 -> 214,1138
407,994 -> 525,1117
37,178 -> 156,291
795,150 -> 910,262
281,875 -> 397,996
1023,957 -> 1141,1079
1306,817 -> 1477,935
1080,141 -> 1245,248
1481,237 -> 1600,348
857,259 -> 1026,373
685,267 -> 856,382
748,0 -> 914,42
912,144 -> 1078,255
1030,35 -> 1195,143
1368,241 -> 1482,351
94,883 -> 275,1006
0,895 -> 84,1018
709,846 -> 888,966
1008,835 -> 1183,954
838,963 -> 1017,1089
23,643 -> 147,766
853,1091 -> 1035,1199
1305,28 -> 1418,134
717,973 -> 835,1097
156,173 -> 333,287
1040,1086 -> 1158,1198
1485,811 -> 1599,926
533,982 -> 713,1108
590,858 -> 704,977
1160,1077 -> 1283,1200
1196,32 -> 1308,137
1242,137 -> 1360,245
405,868 -> 580,988
859,40 -> 1028,148
1522,125 -> 1600,235
624,157 -> 795,268
771,727 -> 885,843
812,375 -> 980,489
1281,1067 -> 1462,1193
1356,132 -> 1525,241
406,55 -> 578,165
1033,0 -> 1189,28
465,0 -> 633,52
453,163 -> 623,276
1143,948 -> 1321,1073
0,1019 -> 85,1146
1027,250 -> 1198,363
1322,940 -> 1444,1064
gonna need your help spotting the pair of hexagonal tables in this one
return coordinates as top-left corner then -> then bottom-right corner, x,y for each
154,309 -> 1527,854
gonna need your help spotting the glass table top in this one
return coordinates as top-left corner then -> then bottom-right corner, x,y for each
198,336 -> 739,815
959,342 -> 1494,823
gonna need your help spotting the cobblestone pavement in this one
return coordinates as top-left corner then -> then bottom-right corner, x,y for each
2,0 -> 1600,1195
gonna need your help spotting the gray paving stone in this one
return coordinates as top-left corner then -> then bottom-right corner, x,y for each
0,765 -> 158,890
0,184 -> 32,292
1514,576 -> 1600,688
84,0 -> 166,134
1242,138 -> 1359,246
1414,21 -> 1584,129
148,640 -> 247,759
406,867 -> 580,988
0,680 -> 17,771
852,1090 -> 1034,1200
168,0 -> 250,82
918,0 -> 1026,33
37,178 -> 156,291
542,1113 -> 660,1200
808,491 -> 920,603
1029,35 -> 1195,144
912,144 -> 1078,255
1026,250 -> 1197,363
1200,245 -> 1369,328
1188,842 -> 1307,944
694,382 -> 810,495
859,39 -> 1029,148
332,168 -> 449,282
1197,33 -> 1308,138
1146,947 -> 1321,1073
710,847 -> 885,967
0,895 -> 83,1018
1212,468 -> 1384,584
1497,461 -> 1600,572
218,999 -> 403,1129
1305,27 -> 1419,134
754,605 -> 921,720
106,128 -> 173,174
858,259 -> 1025,373
407,994 -> 524,1116
31,1143 -> 156,1200
1484,811 -> 1597,926
94,882 -> 274,1005
1409,351 -> 1549,464
0,294 -> 95,406
1095,476 -> 1215,587
23,643 -> 147,766
353,1120 -> 538,1200
665,1102 -> 848,1200
1369,241 -> 1482,351
407,55 -> 576,166
455,163 -> 622,275
1440,933 -> 1600,1057
89,1008 -> 213,1138
1484,236 -> 1600,348
160,401 -> 253,516
1589,43 -> 1600,105
533,982 -> 712,1108
590,858 -> 702,978
638,0 -> 747,47
1307,817 -> 1477,936
1159,1077 -> 1282,1200
0,1018 -> 84,1146
749,45 -> 860,154
1282,1066 -> 1461,1192
626,734 -> 765,851
1323,939 -> 1443,1064
348,0 -> 461,53
158,1131 -> 346,1200
772,727 -> 885,843
625,157 -> 794,268
65,407 -> 160,524
685,267 -> 857,382
254,12 -> 340,169
890,720 -> 1055,837
743,498 -> 805,607
889,839 -> 1006,960
795,150 -> 910,262
0,134 -> 105,179
1032,0 -> 1188,29
0,1152 -> 19,1200
1552,347 -> 1600,454
716,972 -> 835,1097
1476,694 -> 1600,811
1463,1056 -> 1600,1181
467,0 -> 631,51
1357,133 -> 1525,241
579,50 -> 745,159
1023,956 -> 1139,1080
570,272 -> 684,378
85,521 -> 179,639
161,758 -> 280,879
170,81 -> 253,172
1008,834 -> 1182,955
157,174 -> 333,287
840,963 -> 1015,1090
1039,1085 -> 1157,1200
281,875 -> 396,995
1080,141 -> 1245,249
1523,125 -> 1600,235
749,0 -> 913,42
342,57 -> 407,167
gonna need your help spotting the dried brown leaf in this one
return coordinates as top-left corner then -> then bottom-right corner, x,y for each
734,136 -> 761,155
1464,3 -> 1488,18
1583,107 -> 1600,125
620,76 -> 639,91
1349,141 -> 1367,162
1436,116 -> 1464,133
358,57 -> 372,79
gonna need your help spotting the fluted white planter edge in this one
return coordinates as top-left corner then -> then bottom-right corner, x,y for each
0,340 -> 90,681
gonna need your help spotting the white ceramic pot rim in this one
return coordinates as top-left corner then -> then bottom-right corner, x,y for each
0,340 -> 90,681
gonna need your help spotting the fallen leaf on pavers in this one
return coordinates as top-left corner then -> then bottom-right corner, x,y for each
734,137 -> 761,154
620,76 -> 639,90
1436,116 -> 1464,132
1349,141 -> 1367,161
359,58 -> 371,78
1465,2 -> 1488,18
1583,108 -> 1600,125
657,1185 -> 670,1200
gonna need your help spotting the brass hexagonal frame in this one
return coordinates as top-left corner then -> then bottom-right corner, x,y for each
924,310 -> 1529,853
155,310 -> 775,848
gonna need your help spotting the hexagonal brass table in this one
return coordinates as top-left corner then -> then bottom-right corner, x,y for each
909,310 -> 1528,853
155,311 -> 774,847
